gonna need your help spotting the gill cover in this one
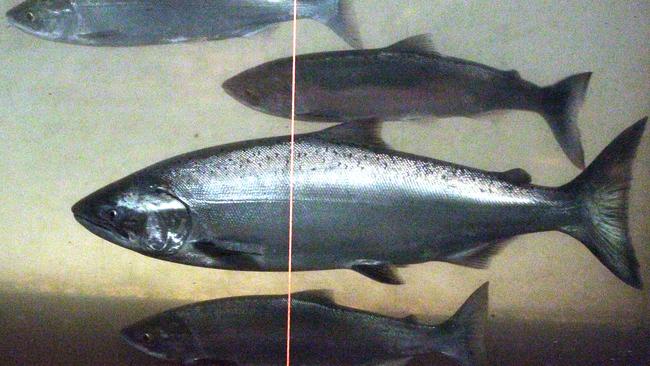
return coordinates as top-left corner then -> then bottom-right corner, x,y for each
138,190 -> 191,254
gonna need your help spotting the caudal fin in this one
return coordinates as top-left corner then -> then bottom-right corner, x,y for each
313,0 -> 362,48
435,283 -> 489,366
541,72 -> 592,168
561,118 -> 647,289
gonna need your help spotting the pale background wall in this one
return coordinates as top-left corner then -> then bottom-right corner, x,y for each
1,1 -> 648,364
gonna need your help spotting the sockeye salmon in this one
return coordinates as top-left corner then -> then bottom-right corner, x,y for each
223,34 -> 592,168
6,0 -> 360,48
72,118 -> 646,288
121,283 -> 489,365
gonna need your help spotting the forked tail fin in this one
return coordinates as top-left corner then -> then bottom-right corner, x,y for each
433,283 -> 489,366
560,118 -> 647,289
541,72 -> 592,168
311,0 -> 362,48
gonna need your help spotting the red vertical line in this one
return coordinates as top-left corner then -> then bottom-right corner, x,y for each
286,1 -> 298,366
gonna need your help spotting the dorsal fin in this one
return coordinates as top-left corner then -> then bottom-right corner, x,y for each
315,121 -> 389,149
499,168 -> 532,185
401,314 -> 419,324
384,34 -> 438,55
505,69 -> 522,79
292,289 -> 336,305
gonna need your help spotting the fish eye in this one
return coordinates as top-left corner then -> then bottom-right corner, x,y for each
26,12 -> 35,22
141,332 -> 153,342
107,209 -> 119,221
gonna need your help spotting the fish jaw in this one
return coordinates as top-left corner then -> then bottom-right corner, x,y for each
72,212 -> 130,248
71,197 -> 134,250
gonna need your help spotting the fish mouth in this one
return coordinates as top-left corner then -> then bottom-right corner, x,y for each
73,214 -> 129,245
5,8 -> 29,32
6,12 -> 49,39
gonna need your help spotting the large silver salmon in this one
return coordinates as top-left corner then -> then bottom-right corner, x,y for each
122,284 -> 489,366
72,118 -> 646,288
223,34 -> 592,168
6,0 -> 360,47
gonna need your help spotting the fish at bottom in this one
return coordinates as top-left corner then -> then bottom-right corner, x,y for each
121,283 -> 489,366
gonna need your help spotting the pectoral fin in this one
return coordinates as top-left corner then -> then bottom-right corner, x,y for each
77,30 -> 126,42
193,240 -> 264,256
351,260 -> 403,284
191,240 -> 264,270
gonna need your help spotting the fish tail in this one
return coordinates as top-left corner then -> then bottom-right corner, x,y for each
560,118 -> 647,289
311,0 -> 362,48
432,283 -> 489,366
541,72 -> 592,168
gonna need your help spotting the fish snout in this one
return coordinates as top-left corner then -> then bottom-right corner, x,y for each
222,76 -> 261,107
6,4 -> 23,25
6,2 -> 40,34
71,197 -> 91,222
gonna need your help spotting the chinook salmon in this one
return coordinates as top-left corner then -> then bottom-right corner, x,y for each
223,34 -> 592,168
72,118 -> 646,288
6,0 -> 360,47
121,283 -> 489,365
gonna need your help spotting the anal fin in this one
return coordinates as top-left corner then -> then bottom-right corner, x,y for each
442,239 -> 512,269
351,260 -> 403,284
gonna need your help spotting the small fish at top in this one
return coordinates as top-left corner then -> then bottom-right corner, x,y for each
121,283 -> 489,365
5,0 -> 361,48
223,34 -> 592,168
71,117 -> 646,288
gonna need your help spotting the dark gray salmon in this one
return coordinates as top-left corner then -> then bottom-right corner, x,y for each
72,118 -> 647,288
223,34 -> 592,168
121,283 -> 489,365
5,0 -> 360,47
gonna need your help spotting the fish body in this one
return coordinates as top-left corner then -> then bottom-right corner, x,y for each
72,119 -> 646,288
6,0 -> 360,47
223,34 -> 591,168
121,283 -> 489,365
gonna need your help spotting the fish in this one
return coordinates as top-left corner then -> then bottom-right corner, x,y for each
121,282 -> 489,366
5,0 -> 360,48
222,34 -> 592,168
72,118 -> 647,288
